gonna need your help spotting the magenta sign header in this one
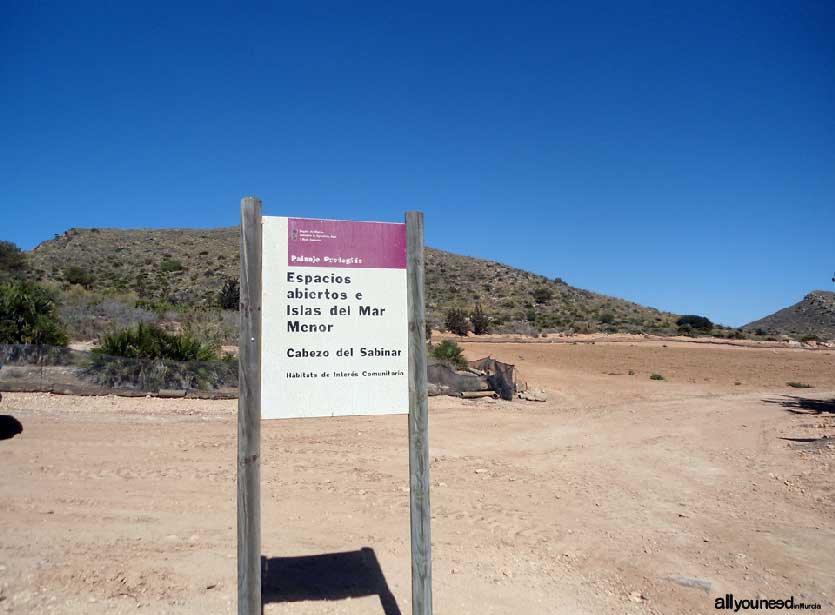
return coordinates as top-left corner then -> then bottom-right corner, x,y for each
287,217 -> 407,269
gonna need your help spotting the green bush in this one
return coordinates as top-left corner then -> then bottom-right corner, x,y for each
470,303 -> 490,335
218,278 -> 240,310
675,314 -> 713,332
677,323 -> 694,336
444,308 -> 470,336
64,266 -> 95,288
431,340 -> 467,370
0,241 -> 27,281
0,281 -> 68,345
160,259 -> 184,273
533,287 -> 553,304
181,308 -> 238,347
650,373 -> 665,381
135,299 -> 175,315
96,322 -> 218,361
598,312 -> 615,325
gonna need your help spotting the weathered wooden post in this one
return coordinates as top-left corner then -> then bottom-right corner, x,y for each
406,211 -> 433,615
238,196 -> 262,615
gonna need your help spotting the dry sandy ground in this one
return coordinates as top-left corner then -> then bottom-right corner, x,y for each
0,341 -> 833,614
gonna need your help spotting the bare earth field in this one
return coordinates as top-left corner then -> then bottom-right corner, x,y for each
1,340 -> 833,614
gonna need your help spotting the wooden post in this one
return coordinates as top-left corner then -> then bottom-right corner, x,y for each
238,196 -> 262,615
406,211 -> 433,615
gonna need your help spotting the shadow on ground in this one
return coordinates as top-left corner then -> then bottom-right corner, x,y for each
762,396 -> 835,415
0,415 -> 22,440
261,548 -> 401,615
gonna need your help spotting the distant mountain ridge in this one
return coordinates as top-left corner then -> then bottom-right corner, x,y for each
744,291 -> 835,340
28,226 -> 681,334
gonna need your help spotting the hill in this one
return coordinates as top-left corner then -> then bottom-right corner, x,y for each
743,291 -> 835,340
29,227 -> 679,334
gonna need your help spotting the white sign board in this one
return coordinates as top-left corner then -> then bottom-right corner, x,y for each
261,216 -> 408,418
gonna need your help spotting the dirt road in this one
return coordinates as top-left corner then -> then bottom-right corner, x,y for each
1,341 -> 833,614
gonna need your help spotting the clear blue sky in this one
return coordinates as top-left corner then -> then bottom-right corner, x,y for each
2,2 -> 833,326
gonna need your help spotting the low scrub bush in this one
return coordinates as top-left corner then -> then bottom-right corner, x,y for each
598,312 -> 615,325
181,309 -> 239,347
675,315 -> 713,333
431,340 -> 467,370
0,280 -> 68,345
96,322 -> 218,361
135,299 -> 176,315
218,278 -> 240,310
650,373 -> 665,381
60,294 -> 157,341
64,266 -> 94,288
87,353 -> 236,391
160,259 -> 184,273
786,382 -> 813,389
533,287 -> 553,304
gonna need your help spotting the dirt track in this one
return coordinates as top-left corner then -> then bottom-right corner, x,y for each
1,341 -> 833,614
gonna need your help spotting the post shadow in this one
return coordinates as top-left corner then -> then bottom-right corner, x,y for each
762,395 -> 835,415
261,547 -> 401,615
0,415 -> 22,440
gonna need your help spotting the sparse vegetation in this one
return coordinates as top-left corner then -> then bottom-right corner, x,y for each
60,291 -> 157,341
786,382 -> 813,389
27,227 -> 689,337
650,373 -> 665,381
744,291 -> 835,341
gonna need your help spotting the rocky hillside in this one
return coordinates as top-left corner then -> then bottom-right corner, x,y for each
744,291 -> 835,340
30,227 -> 239,306
29,227 -> 679,334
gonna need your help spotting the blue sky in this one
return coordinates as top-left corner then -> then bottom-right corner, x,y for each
2,2 -> 833,326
